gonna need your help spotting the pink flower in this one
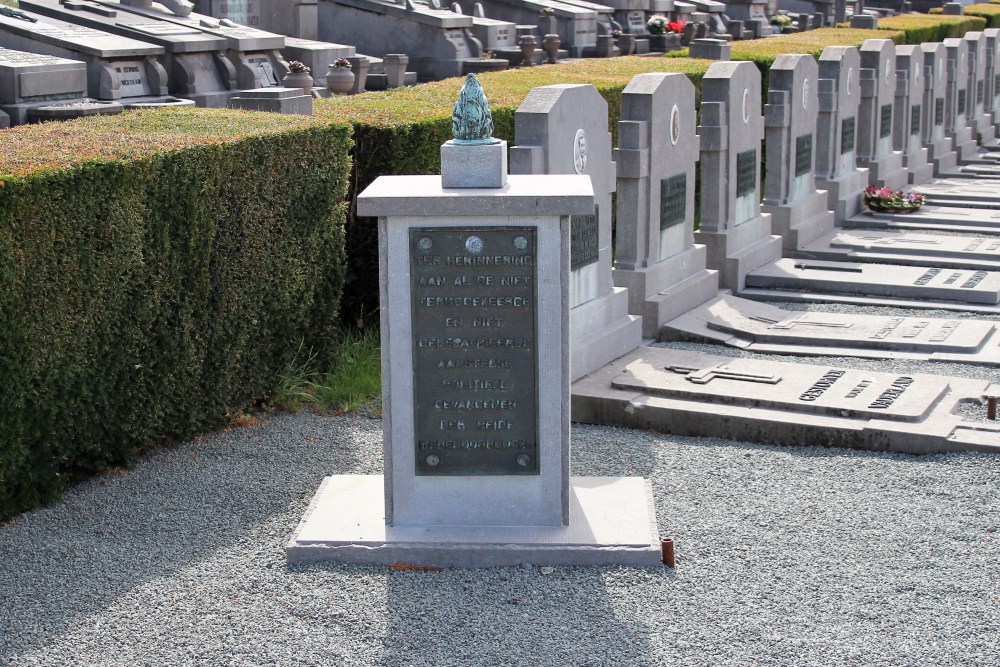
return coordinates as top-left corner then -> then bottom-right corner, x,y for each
865,185 -> 878,194
877,187 -> 893,199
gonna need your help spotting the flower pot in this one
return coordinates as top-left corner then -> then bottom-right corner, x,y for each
282,70 -> 313,96
326,67 -> 355,95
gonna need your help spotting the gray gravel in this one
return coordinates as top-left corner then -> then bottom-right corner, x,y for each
2,407 -> 998,667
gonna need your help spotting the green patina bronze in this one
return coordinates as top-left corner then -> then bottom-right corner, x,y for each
451,74 -> 496,144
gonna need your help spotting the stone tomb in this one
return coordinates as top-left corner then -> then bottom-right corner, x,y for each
814,46 -> 870,222
0,47 -> 92,124
856,39 -> 907,190
21,0 -> 237,107
207,0 -> 319,40
509,85 -> 641,381
891,44 -> 934,185
288,78 -> 660,567
102,0 -> 290,90
571,346 -> 1000,454
0,7 -> 192,107
611,72 -> 719,339
692,61 -> 783,292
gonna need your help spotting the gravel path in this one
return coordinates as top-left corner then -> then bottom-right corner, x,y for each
2,408 -> 998,666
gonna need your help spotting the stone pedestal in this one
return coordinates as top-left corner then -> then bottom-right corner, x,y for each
229,87 -> 312,114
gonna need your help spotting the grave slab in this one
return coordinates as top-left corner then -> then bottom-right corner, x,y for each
510,84 -> 642,381
571,346 -> 1000,454
611,72 -> 718,339
661,293 -> 1000,366
844,204 -> 1000,234
912,177 -> 1000,207
744,257 -> 1000,311
229,86 -> 311,114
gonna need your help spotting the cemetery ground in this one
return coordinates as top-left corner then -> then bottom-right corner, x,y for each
1,305 -> 998,666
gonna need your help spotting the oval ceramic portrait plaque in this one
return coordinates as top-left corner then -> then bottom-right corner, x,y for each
847,67 -> 854,96
885,59 -> 892,84
802,79 -> 809,110
742,88 -> 751,124
573,128 -> 587,174
670,104 -> 680,145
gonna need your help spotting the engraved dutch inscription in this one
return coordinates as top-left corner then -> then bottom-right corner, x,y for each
880,103 -> 893,139
795,134 -> 813,177
841,116 -> 856,155
660,174 -> 686,229
736,150 -> 757,198
570,207 -> 599,271
410,227 -> 539,475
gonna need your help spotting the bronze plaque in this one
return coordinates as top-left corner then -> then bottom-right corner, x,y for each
935,97 -> 945,126
841,116 -> 856,155
880,104 -> 892,139
736,149 -> 756,198
570,207 -> 599,271
660,173 -> 686,229
910,105 -> 921,136
410,227 -> 539,476
795,134 -> 812,177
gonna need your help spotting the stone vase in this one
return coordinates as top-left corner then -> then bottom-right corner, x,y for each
282,70 -> 313,96
542,33 -> 561,64
617,33 -> 636,56
518,34 -> 537,66
326,67 -> 355,95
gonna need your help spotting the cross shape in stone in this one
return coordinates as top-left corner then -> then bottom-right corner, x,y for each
666,363 -> 782,385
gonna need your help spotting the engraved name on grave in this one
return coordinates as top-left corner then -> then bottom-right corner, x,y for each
410,227 -> 539,476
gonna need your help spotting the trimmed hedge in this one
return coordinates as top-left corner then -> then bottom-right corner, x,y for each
0,109 -> 351,521
944,4 -> 1000,28
876,14 -> 988,41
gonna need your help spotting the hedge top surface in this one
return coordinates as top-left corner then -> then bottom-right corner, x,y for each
0,107 -> 338,178
727,27 -> 900,59
313,57 -> 712,128
878,13 -> 988,30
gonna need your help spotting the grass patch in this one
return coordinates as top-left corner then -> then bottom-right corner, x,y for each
272,328 -> 382,415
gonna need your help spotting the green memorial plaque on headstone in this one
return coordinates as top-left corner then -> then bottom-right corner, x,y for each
935,97 -> 945,125
795,134 -> 812,177
880,104 -> 892,139
910,105 -> 921,136
410,227 -> 539,476
660,174 -> 686,230
570,207 -> 599,271
841,116 -> 856,155
736,150 -> 756,198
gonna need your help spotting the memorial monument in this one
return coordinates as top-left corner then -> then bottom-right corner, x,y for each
288,76 -> 661,567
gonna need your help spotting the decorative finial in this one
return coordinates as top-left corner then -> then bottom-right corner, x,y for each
451,74 -> 497,145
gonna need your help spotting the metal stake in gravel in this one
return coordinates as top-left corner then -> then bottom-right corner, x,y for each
287,75 -> 662,568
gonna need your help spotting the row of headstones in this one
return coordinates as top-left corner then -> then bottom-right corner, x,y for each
512,30 -> 1000,381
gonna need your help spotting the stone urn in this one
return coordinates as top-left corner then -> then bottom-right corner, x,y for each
542,33 -> 561,64
518,34 -> 537,66
282,70 -> 313,96
617,33 -> 636,56
326,64 -> 355,95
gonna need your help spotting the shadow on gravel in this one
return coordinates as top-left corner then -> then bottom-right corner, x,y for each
0,412 -> 379,659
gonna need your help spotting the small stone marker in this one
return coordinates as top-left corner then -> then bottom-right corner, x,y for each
761,53 -> 837,253
815,45 -> 870,221
288,76 -> 661,568
856,39 -> 907,190
612,72 -> 719,338
510,84 -> 642,380
694,60 -> 782,291
893,44 -> 934,185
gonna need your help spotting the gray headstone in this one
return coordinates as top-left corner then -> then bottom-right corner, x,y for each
694,61 -> 782,291
612,72 -> 719,337
762,54 -> 837,252
857,39 -> 907,190
850,14 -> 878,29
943,2 -> 963,14
921,41 -> 958,175
815,46 -> 870,221
982,28 -> 1000,126
510,84 -> 641,381
893,45 -> 934,185
689,38 -> 730,60
963,32 -> 995,144
943,37 -> 979,161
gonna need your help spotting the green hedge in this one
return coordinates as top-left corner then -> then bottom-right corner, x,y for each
876,14 -> 988,41
944,4 -> 1000,28
0,109 -> 351,521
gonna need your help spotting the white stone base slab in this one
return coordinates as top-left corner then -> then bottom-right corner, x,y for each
287,475 -> 663,568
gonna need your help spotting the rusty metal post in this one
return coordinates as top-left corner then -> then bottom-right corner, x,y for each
661,538 -> 675,568
988,396 -> 997,420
